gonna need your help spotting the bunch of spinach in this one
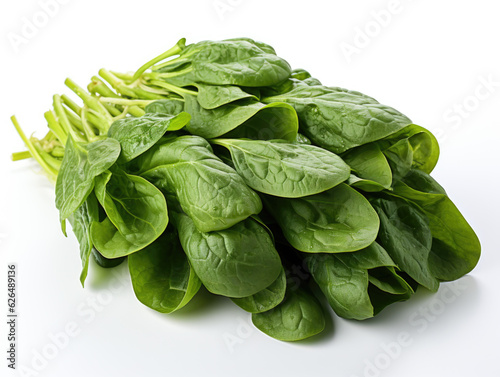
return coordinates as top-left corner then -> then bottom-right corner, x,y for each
11,37 -> 480,342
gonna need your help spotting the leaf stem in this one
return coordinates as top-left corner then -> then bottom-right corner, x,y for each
131,38 -> 186,82
12,151 -> 32,161
10,116 -> 57,180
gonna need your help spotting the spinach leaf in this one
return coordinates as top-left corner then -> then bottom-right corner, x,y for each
342,143 -> 392,191
376,124 -> 439,174
184,95 -> 298,141
173,209 -> 282,298
92,248 -> 126,268
264,184 -> 379,253
157,38 -> 291,87
263,83 -> 411,153
231,269 -> 286,313
371,196 -> 439,291
195,83 -> 258,109
55,136 -> 121,222
368,267 -> 413,295
68,192 -> 99,286
307,253 -> 373,320
91,168 -> 168,258
392,170 -> 481,280
134,135 -> 262,232
252,285 -> 325,341
307,248 -> 413,320
212,139 -> 350,197
129,229 -> 201,313
145,99 -> 184,115
108,113 -> 190,162
383,138 -> 413,181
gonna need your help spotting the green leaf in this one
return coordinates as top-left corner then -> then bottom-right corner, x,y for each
231,269 -> 286,313
342,143 -> 392,191
307,253 -> 373,320
91,168 -> 168,258
392,170 -> 481,280
263,83 -> 411,153
371,196 -> 439,291
376,124 -> 439,174
173,210 -> 282,298
135,135 -> 262,232
55,136 -> 121,221
184,95 -> 298,141
264,184 -> 379,253
68,192 -> 99,286
212,139 -> 350,197
368,267 -> 414,295
145,99 -> 184,115
195,83 -> 258,109
129,229 -> 201,313
92,248 -> 126,268
307,249 -> 412,320
158,38 -> 291,87
108,113 -> 190,162
383,138 -> 413,181
252,286 -> 325,341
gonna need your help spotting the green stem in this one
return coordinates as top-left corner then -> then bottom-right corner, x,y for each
64,107 -> 84,132
65,78 -> 113,124
61,94 -> 82,116
131,38 -> 186,82
44,111 -> 68,145
149,80 -> 197,97
88,76 -> 144,117
12,151 -> 31,161
81,108 -> 100,141
33,141 -> 62,172
99,97 -> 154,107
11,116 -> 57,180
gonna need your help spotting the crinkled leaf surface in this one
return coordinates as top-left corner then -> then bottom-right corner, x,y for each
231,269 -> 286,313
134,135 -> 262,232
184,95 -> 298,141
55,136 -> 121,221
129,229 -> 201,313
264,184 -> 379,253
263,83 -> 411,153
91,168 -> 168,258
252,286 -> 325,341
213,139 -> 350,197
108,113 -> 190,162
371,196 -> 439,291
173,210 -> 281,298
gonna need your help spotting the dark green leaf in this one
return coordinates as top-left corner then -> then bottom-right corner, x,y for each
232,269 -> 286,313
184,95 -> 298,141
264,184 -> 379,253
135,135 -> 262,232
213,139 -> 350,197
252,285 -> 325,341
55,136 -> 121,221
108,113 -> 190,162
91,168 -> 168,258
371,196 -> 439,291
173,210 -> 282,298
129,229 -> 201,313
263,83 -> 411,153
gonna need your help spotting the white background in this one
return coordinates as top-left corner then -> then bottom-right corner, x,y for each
1,1 -> 499,376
